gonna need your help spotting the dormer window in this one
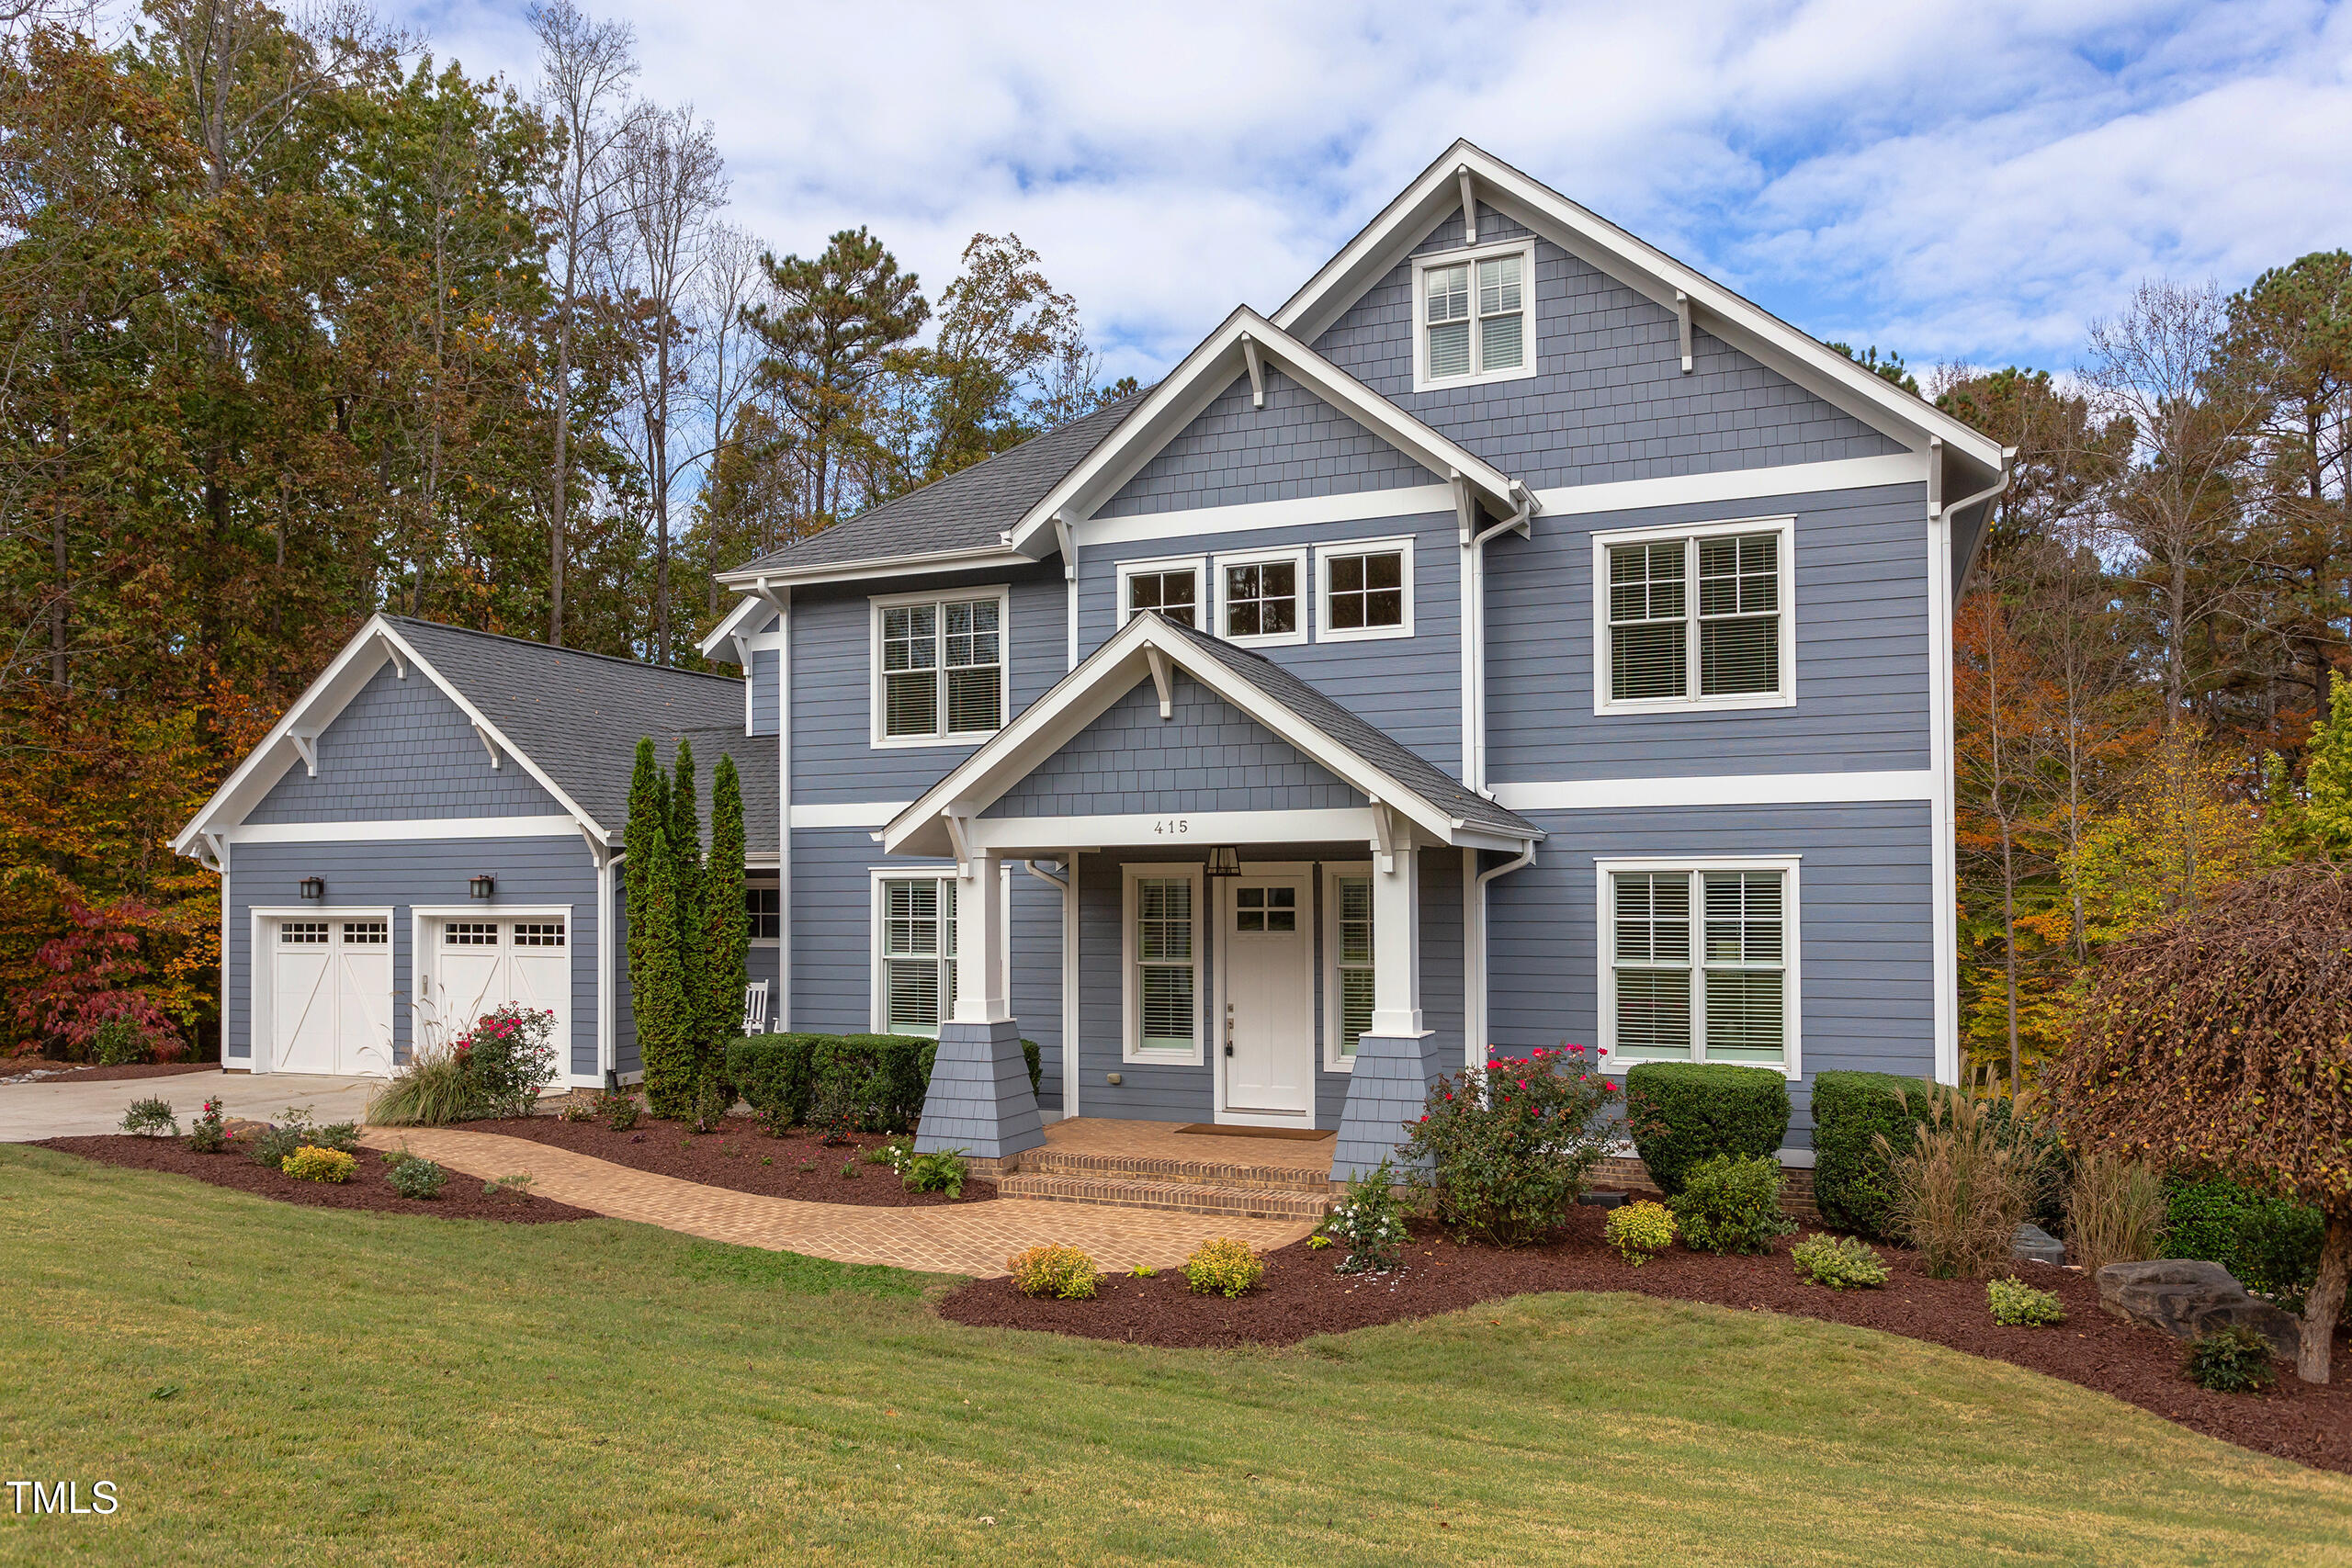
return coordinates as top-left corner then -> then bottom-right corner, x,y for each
1414,240 -> 1535,391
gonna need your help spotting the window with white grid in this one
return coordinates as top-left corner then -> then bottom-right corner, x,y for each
341,920 -> 388,944
513,921 -> 566,947
1601,863 -> 1796,1075
280,921 -> 330,945
1335,874 -> 1374,1061
442,921 -> 499,946
1220,555 -> 1300,641
878,876 -> 956,1036
874,592 -> 1004,743
1597,521 -> 1792,711
1124,868 -> 1200,1059
1125,566 -> 1198,628
1415,241 -> 1535,390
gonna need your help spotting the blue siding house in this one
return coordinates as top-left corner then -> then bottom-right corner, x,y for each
177,143 -> 2008,1181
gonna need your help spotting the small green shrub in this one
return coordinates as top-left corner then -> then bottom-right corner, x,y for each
1008,1244 -> 1097,1300
1605,1200 -> 1677,1266
594,1090 -> 640,1132
119,1098 -> 177,1137
1669,1154 -> 1796,1255
186,1098 -> 228,1154
1127,1263 -> 1156,1279
1810,1070 -> 1933,1239
282,1145 -> 356,1184
1987,1275 -> 2066,1326
94,1018 -> 154,1066
1183,1236 -> 1265,1298
246,1106 -> 360,1168
2184,1326 -> 2278,1393
1623,1063 -> 1790,1196
482,1173 -> 535,1201
866,1135 -> 912,1168
1318,1159 -> 1410,1275
902,1148 -> 968,1198
384,1151 -> 447,1200
1791,1233 -> 1890,1289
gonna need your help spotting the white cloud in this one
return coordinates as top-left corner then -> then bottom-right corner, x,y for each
394,0 -> 2352,379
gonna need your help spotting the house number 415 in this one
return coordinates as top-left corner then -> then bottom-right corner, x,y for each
1153,818 -> 1190,835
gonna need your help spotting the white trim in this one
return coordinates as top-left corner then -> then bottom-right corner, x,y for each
695,593 -> 776,658
1927,480 -> 1961,1087
970,808 -> 1375,855
405,904 -> 581,1082
1321,860 -> 1375,1073
1122,862 -> 1206,1066
1214,860 -> 1316,1125
1592,515 -> 1796,715
1410,237 -> 1539,393
1212,544 -> 1309,647
775,585 -> 793,1032
1594,856 -> 1802,1081
718,545 -> 1033,591
866,866 -> 956,1037
1084,485 -> 1458,547
249,905 -> 398,1077
792,801 -> 911,829
1114,554 -> 1206,630
1493,770 -> 1933,813
222,816 -> 582,845
1315,536 -> 1416,643
866,584 -> 1012,750
596,853 -> 616,1083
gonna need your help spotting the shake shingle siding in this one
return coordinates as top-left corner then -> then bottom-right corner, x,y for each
1099,368 -> 1435,517
1311,205 -> 1904,489
246,666 -> 562,823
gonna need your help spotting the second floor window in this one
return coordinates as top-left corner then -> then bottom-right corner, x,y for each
1419,243 -> 1532,388
876,593 -> 1003,742
1317,539 -> 1414,641
1125,567 -> 1197,627
1223,558 -> 1298,639
1600,525 -> 1792,710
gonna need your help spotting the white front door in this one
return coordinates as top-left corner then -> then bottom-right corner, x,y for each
1222,874 -> 1313,1118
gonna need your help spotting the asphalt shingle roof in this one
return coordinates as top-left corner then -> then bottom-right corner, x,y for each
1154,616 -> 1542,841
385,618 -> 778,852
727,392 -> 1146,576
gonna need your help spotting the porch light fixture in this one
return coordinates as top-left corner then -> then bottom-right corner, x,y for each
298,876 -> 325,901
1204,846 -> 1241,878
469,874 -> 496,900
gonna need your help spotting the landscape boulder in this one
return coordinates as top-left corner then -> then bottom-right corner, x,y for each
2011,1223 -> 2065,1266
2094,1259 -> 2300,1360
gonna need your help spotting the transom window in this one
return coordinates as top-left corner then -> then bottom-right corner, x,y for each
1604,865 -> 1795,1074
744,885 -> 781,942
513,921 -> 566,947
1333,874 -> 1374,1063
341,920 -> 388,944
879,876 -> 956,1035
1233,885 -> 1297,933
1222,557 -> 1299,641
443,921 -> 498,946
280,921 -> 329,945
1124,869 -> 1201,1060
876,592 -> 1004,743
1125,568 -> 1198,628
1417,243 -> 1533,389
1599,523 -> 1792,710
1317,540 -> 1414,641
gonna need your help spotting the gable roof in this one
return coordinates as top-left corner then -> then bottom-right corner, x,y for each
882,611 -> 1541,858
1273,141 -> 2007,485
175,616 -> 777,858
1001,307 -> 1532,556
715,392 -> 1146,587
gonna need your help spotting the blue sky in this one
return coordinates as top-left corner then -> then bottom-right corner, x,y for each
386,0 -> 2352,388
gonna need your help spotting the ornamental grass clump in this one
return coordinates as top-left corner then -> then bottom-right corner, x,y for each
2064,1153 -> 2168,1278
1605,1201 -> 1677,1266
1668,1154 -> 1796,1256
1007,1244 -> 1098,1301
1791,1233 -> 1891,1290
282,1145 -> 356,1184
1183,1237 -> 1265,1298
1400,1044 -> 1617,1247
1987,1275 -> 2066,1327
1879,1071 -> 2041,1280
1319,1160 -> 1410,1274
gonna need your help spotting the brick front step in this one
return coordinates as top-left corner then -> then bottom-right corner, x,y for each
1021,1147 -> 1335,1193
995,1172 -> 1336,1221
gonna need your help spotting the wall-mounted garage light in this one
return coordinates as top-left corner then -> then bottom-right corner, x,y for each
469,874 -> 496,899
299,877 -> 325,901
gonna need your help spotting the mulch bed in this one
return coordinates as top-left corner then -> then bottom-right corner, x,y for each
2,1060 -> 217,1086
940,1210 -> 2352,1476
38,1135 -> 593,1224
469,1112 -> 996,1208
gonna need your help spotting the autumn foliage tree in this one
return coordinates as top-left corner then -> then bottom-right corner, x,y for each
2057,864 -> 2352,1382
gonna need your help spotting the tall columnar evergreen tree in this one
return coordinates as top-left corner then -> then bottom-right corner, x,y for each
665,739 -> 708,1107
703,753 -> 749,1107
622,736 -> 662,989
632,824 -> 694,1117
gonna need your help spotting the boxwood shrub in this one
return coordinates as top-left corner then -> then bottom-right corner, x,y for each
1810,1070 -> 1934,1240
725,1032 -> 1041,1134
1623,1063 -> 1790,1195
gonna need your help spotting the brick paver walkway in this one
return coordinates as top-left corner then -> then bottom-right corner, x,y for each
360,1127 -> 1313,1277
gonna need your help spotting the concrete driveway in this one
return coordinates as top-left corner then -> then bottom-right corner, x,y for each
0,1071 -> 378,1142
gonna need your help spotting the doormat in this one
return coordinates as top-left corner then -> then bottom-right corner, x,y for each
1173,1124 -> 1334,1142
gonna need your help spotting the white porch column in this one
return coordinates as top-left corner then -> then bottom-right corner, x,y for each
1370,839 -> 1424,1038
954,850 -> 1011,1024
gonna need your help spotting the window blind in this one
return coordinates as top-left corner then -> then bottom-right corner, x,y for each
1426,264 -> 1471,378
1698,535 -> 1780,697
1337,874 -> 1374,1056
1608,542 -> 1688,701
1136,877 -> 1194,1049
1611,872 -> 1691,1060
1610,869 -> 1789,1069
1476,254 -> 1523,372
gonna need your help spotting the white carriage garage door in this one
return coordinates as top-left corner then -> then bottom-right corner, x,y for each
422,916 -> 571,1055
270,917 -> 394,1075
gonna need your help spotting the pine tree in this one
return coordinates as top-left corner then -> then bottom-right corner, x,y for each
633,826 -> 694,1118
702,753 -> 749,1118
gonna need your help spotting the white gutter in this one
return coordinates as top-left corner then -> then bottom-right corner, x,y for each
1463,842 -> 1535,1068
1459,480 -> 1536,796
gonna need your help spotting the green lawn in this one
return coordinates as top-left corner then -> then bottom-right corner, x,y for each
3,1145 -> 2348,1567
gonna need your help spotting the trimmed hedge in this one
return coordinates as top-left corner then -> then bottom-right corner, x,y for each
1810,1070 -> 1933,1240
725,1032 -> 1043,1134
1623,1063 -> 1790,1195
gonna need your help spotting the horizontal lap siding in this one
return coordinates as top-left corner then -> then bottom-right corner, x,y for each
1312,204 -> 1902,489
789,566 -> 1066,807
1011,867 -> 1063,1113
1076,849 -> 1214,1123
750,649 -> 779,736
247,664 -> 563,822
1484,801 -> 1935,1144
226,837 -> 598,1075
1486,482 -> 1933,782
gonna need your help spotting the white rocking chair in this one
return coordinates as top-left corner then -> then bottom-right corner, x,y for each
741,980 -> 770,1035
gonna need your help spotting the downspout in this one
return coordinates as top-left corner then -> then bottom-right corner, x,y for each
1460,482 -> 1536,796
1022,857 -> 1075,1120
1464,842 -> 1535,1069
750,576 -> 791,1032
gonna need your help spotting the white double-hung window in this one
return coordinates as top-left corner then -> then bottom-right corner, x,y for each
1599,860 -> 1799,1077
1323,864 -> 1375,1070
1122,865 -> 1202,1062
1594,518 -> 1794,712
872,588 -> 1007,744
876,875 -> 956,1035
1414,240 -> 1535,390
